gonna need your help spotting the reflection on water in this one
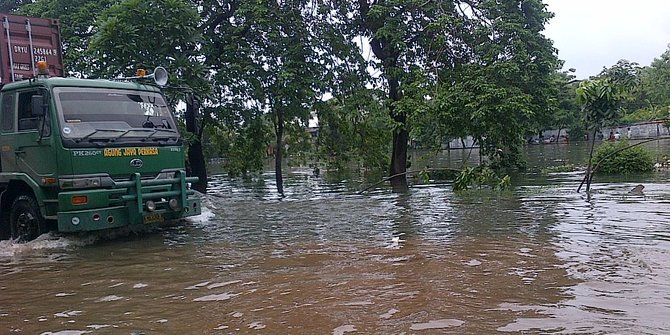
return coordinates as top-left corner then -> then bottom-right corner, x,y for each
2,144 -> 670,334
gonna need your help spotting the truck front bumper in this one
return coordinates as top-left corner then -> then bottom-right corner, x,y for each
56,171 -> 201,233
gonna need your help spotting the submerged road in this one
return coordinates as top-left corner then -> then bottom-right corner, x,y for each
2,146 -> 670,334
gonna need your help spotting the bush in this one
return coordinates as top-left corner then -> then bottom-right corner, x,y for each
592,140 -> 655,174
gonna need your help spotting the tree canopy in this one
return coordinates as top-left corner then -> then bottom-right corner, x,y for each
17,0 -> 649,191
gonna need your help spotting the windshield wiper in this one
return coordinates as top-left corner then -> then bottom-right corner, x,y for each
109,129 -> 133,142
76,129 -> 126,142
110,129 -> 156,142
142,128 -> 179,142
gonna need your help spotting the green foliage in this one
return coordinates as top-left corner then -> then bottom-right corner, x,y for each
597,60 -> 642,94
542,56 -> 670,131
11,0 -> 563,191
597,59 -> 646,114
577,79 -> 626,129
620,104 -> 670,123
315,94 -> 391,172
283,121 -> 316,168
217,117 -> 273,178
200,0 -> 330,191
577,76 -> 641,193
641,48 -> 670,108
89,0 -> 207,92
416,168 -> 431,183
410,0 -> 560,171
453,166 -> 512,192
592,141 -> 655,174
539,70 -> 581,136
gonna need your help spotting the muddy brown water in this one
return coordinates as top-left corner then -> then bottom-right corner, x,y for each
2,141 -> 670,334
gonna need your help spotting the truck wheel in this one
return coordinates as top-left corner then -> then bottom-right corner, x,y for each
10,195 -> 46,242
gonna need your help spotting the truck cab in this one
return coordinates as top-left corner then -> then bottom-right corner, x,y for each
0,76 -> 201,241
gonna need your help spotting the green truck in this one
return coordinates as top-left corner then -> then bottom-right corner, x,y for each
0,13 -> 201,242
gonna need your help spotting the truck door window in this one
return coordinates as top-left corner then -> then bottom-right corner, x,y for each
1,94 -> 14,131
15,90 -> 50,136
18,91 -> 39,131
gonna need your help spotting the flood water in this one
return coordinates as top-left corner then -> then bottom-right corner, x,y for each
2,140 -> 670,334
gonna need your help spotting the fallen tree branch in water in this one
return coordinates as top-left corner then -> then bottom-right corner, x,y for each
358,168 -> 460,194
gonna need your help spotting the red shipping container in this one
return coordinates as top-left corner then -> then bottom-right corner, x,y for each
0,13 -> 63,84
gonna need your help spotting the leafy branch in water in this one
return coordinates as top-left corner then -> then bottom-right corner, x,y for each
453,166 -> 511,192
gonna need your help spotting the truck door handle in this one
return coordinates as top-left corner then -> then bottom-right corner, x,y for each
14,150 -> 26,155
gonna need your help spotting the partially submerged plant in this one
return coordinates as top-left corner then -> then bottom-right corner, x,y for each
592,140 -> 654,174
454,166 -> 511,191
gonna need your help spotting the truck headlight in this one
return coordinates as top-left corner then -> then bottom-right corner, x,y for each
60,177 -> 102,189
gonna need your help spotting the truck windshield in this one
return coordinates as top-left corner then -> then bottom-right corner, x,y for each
53,87 -> 179,142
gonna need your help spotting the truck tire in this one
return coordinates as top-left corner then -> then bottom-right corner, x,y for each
10,195 -> 46,242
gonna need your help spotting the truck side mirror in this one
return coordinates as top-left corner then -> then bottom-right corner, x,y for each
31,95 -> 47,116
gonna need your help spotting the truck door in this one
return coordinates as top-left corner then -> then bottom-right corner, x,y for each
0,92 -> 16,171
6,89 -> 56,179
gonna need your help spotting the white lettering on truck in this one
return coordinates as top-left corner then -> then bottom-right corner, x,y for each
72,150 -> 102,157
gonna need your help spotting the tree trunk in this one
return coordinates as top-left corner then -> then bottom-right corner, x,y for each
585,129 -> 597,193
388,77 -> 408,191
185,94 -> 207,193
274,109 -> 285,196
358,1 -> 407,191
578,128 -> 598,194
390,128 -> 408,189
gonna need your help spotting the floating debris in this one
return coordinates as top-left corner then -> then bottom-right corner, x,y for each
629,184 -> 645,195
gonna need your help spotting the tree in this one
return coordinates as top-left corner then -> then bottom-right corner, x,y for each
598,59 -> 641,88
202,106 -> 272,179
341,0 -> 559,189
409,0 -> 560,171
597,59 -> 644,115
577,67 -> 639,137
349,0 -> 448,189
641,48 -> 670,108
89,0 -> 204,83
200,1 -> 327,195
576,79 -> 628,193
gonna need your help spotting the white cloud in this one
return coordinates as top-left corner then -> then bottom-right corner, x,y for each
543,0 -> 670,79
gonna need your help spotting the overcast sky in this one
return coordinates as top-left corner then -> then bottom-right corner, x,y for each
543,0 -> 670,79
